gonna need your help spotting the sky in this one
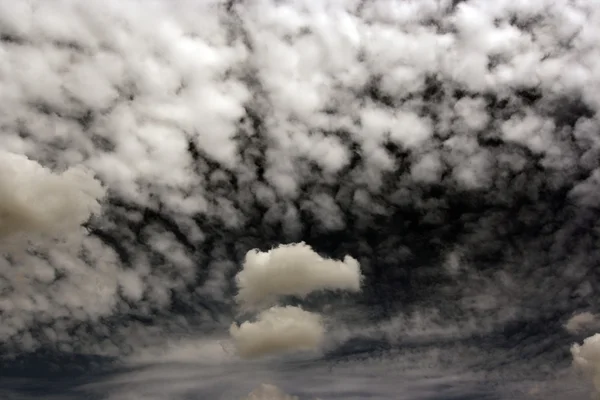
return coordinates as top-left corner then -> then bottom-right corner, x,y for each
2,0 -> 600,398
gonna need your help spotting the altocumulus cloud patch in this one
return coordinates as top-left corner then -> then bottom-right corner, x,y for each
2,0 -> 600,399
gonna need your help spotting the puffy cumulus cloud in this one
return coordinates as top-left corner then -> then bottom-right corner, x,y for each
230,243 -> 362,359
234,242 -> 361,311
0,150 -> 105,242
230,306 -> 325,359
569,320 -> 600,397
1,0 -> 600,397
572,335 -> 600,395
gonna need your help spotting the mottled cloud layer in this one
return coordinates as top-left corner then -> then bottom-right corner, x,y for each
2,0 -> 600,399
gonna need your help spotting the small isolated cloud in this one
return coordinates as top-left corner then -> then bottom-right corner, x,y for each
565,312 -> 599,334
230,305 -> 325,359
234,242 -> 362,312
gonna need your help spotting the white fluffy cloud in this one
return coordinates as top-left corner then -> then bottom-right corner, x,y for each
234,242 -> 361,311
0,150 -> 105,241
230,242 -> 362,359
230,305 -> 326,359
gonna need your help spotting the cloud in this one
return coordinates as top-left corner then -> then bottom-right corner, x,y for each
566,312 -> 600,334
572,334 -> 600,395
243,384 -> 301,400
0,150 -> 105,241
230,305 -> 325,359
0,150 -> 107,351
229,242 -> 362,359
234,242 -> 361,312
1,0 -> 600,398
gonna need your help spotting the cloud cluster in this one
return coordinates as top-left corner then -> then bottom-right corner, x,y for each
0,151 -> 106,351
229,243 -> 362,359
1,0 -> 600,398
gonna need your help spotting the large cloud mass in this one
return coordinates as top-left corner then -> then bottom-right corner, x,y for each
2,0 -> 600,398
